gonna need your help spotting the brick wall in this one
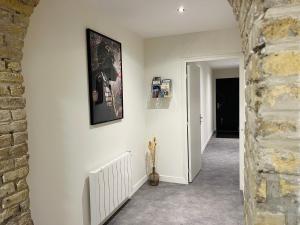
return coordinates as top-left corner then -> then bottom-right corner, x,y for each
228,1 -> 300,225
0,0 -> 38,224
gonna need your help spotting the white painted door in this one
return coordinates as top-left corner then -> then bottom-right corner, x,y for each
187,63 -> 202,182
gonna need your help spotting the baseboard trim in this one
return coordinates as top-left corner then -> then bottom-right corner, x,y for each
131,175 -> 147,197
201,132 -> 214,153
160,175 -> 188,184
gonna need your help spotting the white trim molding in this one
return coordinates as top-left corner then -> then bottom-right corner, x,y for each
201,132 -> 214,153
131,175 -> 147,197
182,52 -> 244,186
160,175 -> 188,184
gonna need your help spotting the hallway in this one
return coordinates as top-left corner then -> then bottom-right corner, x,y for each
107,137 -> 243,225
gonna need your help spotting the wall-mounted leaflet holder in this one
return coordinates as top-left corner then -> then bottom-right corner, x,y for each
151,77 -> 172,99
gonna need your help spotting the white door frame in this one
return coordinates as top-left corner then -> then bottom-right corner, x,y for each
181,53 -> 245,190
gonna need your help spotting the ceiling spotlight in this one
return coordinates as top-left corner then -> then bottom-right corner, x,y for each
177,6 -> 185,14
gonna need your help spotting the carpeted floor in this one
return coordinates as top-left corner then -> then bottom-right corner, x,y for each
106,137 -> 243,225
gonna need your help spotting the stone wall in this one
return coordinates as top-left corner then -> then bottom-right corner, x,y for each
228,0 -> 300,225
0,0 -> 299,224
0,0 -> 38,224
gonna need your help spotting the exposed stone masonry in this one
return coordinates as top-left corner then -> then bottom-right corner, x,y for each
0,0 -> 299,224
228,1 -> 300,225
0,0 -> 38,224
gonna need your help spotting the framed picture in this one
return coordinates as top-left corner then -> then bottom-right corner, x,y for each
86,28 -> 124,125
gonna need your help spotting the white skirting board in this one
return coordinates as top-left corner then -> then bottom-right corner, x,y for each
131,175 -> 147,197
132,175 -> 187,195
159,175 -> 188,184
201,132 -> 214,153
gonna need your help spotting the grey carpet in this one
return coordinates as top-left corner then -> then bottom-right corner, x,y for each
107,137 -> 243,225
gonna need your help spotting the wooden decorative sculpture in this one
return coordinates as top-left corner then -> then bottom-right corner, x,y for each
148,137 -> 159,186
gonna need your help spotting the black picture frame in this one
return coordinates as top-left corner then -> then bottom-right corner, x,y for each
86,28 -> 124,125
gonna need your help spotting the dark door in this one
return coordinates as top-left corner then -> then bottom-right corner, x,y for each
216,78 -> 239,138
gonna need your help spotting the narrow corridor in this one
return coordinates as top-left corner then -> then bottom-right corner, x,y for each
107,137 -> 243,225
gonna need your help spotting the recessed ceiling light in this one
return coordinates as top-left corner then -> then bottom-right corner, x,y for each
177,6 -> 185,14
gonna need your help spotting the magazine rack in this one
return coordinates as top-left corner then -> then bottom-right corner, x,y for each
151,77 -> 172,99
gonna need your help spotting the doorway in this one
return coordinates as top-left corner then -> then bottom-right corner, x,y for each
184,55 -> 245,190
216,78 -> 239,138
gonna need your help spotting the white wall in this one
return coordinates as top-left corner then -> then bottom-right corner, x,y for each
212,67 -> 240,131
23,0 -> 146,225
145,29 -> 241,183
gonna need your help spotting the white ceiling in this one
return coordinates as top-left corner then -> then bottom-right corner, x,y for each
207,58 -> 240,70
196,58 -> 240,70
98,0 -> 238,38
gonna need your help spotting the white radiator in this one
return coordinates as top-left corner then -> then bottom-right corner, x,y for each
89,151 -> 132,225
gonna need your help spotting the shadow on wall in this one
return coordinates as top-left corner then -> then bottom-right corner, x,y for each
147,98 -> 171,109
89,119 -> 122,129
82,177 -> 91,225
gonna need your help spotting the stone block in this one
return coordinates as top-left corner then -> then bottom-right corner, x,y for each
13,13 -> 30,28
16,178 -> 27,191
264,0 -> 300,8
7,62 -> 21,72
18,212 -> 33,225
19,199 -> 30,212
0,47 -> 23,61
255,211 -> 286,225
266,174 -> 281,199
0,182 -> 15,198
5,34 -> 24,50
13,132 -> 27,145
0,110 -> 11,122
0,9 -> 12,25
15,154 -> 28,167
0,0 -> 34,16
0,34 -> 4,46
0,97 -> 25,109
0,206 -> 18,223
257,119 -> 298,139
279,175 -> 300,197
256,178 -> 267,203
258,84 -> 300,110
9,84 -> 25,96
0,134 -> 12,148
257,145 -> 300,175
11,109 -> 26,120
0,120 -> 27,134
2,166 -> 29,183
0,71 -> 23,83
246,54 -> 262,82
0,147 -> 10,160
2,189 -> 28,209
11,120 -> 27,132
0,122 -> 13,134
273,150 -> 300,175
0,60 -> 5,71
9,143 -> 28,157
21,0 -> 40,7
245,84 -> 261,111
263,17 -> 300,42
0,85 -> 10,96
0,159 -> 14,173
263,51 -> 300,76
